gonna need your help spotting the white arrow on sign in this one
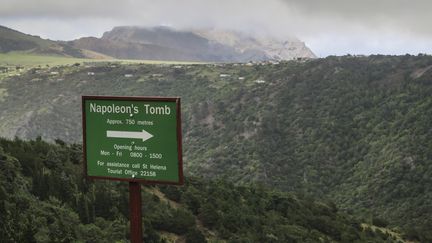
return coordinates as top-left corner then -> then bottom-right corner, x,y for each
106,130 -> 154,142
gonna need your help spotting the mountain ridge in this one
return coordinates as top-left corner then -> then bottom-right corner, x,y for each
0,24 -> 316,62
71,25 -> 316,62
194,28 -> 316,60
0,25 -> 90,58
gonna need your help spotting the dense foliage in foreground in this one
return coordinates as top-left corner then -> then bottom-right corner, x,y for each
0,138 -> 406,242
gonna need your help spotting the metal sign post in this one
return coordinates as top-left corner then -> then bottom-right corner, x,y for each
129,182 -> 142,243
82,96 -> 183,242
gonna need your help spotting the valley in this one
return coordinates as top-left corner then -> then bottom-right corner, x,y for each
2,1 -> 431,242
0,54 -> 431,241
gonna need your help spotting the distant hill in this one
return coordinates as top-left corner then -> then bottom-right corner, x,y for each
70,35 -> 202,61
0,25 -> 315,62
0,25 -> 97,58
71,26 -> 316,62
195,29 -> 316,60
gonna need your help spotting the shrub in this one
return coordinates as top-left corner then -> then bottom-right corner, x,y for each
372,216 -> 389,228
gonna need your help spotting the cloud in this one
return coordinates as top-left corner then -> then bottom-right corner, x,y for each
0,0 -> 295,38
283,0 -> 432,37
1,0 -> 431,56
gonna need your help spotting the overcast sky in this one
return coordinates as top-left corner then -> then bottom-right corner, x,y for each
1,0 -> 431,57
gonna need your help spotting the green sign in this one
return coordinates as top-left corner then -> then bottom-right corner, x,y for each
82,96 -> 183,185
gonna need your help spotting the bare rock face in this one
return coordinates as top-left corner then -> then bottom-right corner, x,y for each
195,29 -> 317,60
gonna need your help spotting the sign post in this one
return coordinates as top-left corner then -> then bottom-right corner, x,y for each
129,182 -> 142,243
82,96 -> 183,242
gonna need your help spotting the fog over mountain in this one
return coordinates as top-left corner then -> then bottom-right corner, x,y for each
0,23 -> 316,61
70,26 -> 316,61
1,0 -> 431,56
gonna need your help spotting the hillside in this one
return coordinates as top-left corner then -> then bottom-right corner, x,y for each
71,35 -> 202,62
0,138 -> 398,242
0,55 -> 431,238
71,26 -> 316,62
0,25 -> 90,58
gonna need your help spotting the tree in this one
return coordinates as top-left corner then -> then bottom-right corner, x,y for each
186,228 -> 207,243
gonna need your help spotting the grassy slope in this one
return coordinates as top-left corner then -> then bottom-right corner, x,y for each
0,25 -> 54,48
0,52 -> 203,67
0,25 -> 89,58
0,52 -> 93,66
0,52 -> 203,81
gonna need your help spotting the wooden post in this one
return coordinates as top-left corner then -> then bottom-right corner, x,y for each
129,182 -> 142,243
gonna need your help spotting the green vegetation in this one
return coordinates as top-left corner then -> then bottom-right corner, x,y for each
0,55 -> 431,239
0,25 -> 54,52
0,52 -> 93,67
0,138 -> 395,242
0,25 -> 88,58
